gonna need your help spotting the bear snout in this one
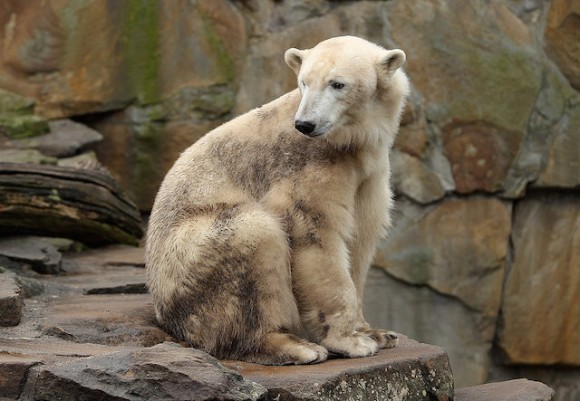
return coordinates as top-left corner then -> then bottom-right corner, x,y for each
295,120 -> 316,136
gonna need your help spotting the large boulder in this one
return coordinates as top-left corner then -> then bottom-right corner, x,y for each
21,342 -> 267,401
497,194 -> 580,366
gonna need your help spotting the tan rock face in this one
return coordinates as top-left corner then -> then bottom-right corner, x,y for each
498,194 -> 580,365
545,0 -> 580,90
388,0 -> 541,132
0,0 -> 245,118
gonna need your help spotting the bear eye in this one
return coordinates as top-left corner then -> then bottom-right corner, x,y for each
331,81 -> 345,90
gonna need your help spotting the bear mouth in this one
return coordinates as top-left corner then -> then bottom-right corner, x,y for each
299,130 -> 325,138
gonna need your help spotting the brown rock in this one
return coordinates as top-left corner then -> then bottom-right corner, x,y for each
456,379 -> 555,401
498,194 -> 580,365
545,0 -> 580,90
0,354 -> 41,399
442,121 -> 523,194
0,1 -> 245,118
0,273 -> 23,326
228,336 -> 453,401
395,118 -> 428,159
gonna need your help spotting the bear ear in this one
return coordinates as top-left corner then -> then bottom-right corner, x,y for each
379,49 -> 406,75
285,48 -> 306,74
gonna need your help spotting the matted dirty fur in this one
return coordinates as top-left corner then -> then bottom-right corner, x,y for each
146,36 -> 410,365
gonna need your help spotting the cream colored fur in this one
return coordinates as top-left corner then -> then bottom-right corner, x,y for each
146,36 -> 410,364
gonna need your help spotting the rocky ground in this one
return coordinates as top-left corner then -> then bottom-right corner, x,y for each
0,239 -> 554,401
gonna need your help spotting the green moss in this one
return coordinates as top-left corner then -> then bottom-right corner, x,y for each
48,189 -> 62,202
405,248 -> 433,285
131,115 -> 164,207
122,0 -> 161,105
444,45 -> 542,132
0,89 -> 35,114
199,8 -> 236,83
0,115 -> 49,139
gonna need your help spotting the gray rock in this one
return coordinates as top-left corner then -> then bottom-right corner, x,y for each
21,342 -> 267,401
0,237 -> 62,275
16,119 -> 103,158
375,197 -> 511,323
391,150 -> 446,204
455,379 -> 555,401
0,273 -> 23,326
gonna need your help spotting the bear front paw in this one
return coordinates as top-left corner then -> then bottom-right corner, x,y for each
321,332 -> 380,358
367,329 -> 399,349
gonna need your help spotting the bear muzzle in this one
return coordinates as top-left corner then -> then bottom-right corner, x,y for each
294,120 -> 317,136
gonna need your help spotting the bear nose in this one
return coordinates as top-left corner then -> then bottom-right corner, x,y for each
295,120 -> 316,135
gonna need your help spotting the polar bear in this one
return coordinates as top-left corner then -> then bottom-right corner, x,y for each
146,36 -> 410,365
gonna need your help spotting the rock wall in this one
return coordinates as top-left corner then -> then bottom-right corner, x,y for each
0,0 -> 578,399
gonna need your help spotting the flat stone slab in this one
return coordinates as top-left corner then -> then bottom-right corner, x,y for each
226,336 -> 454,401
44,264 -> 146,295
455,379 -> 555,401
38,293 -> 173,346
0,337 -> 139,362
64,245 -> 145,269
0,236 -> 62,274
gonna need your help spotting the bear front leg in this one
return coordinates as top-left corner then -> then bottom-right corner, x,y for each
347,176 -> 399,350
347,233 -> 399,350
291,233 -> 380,358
